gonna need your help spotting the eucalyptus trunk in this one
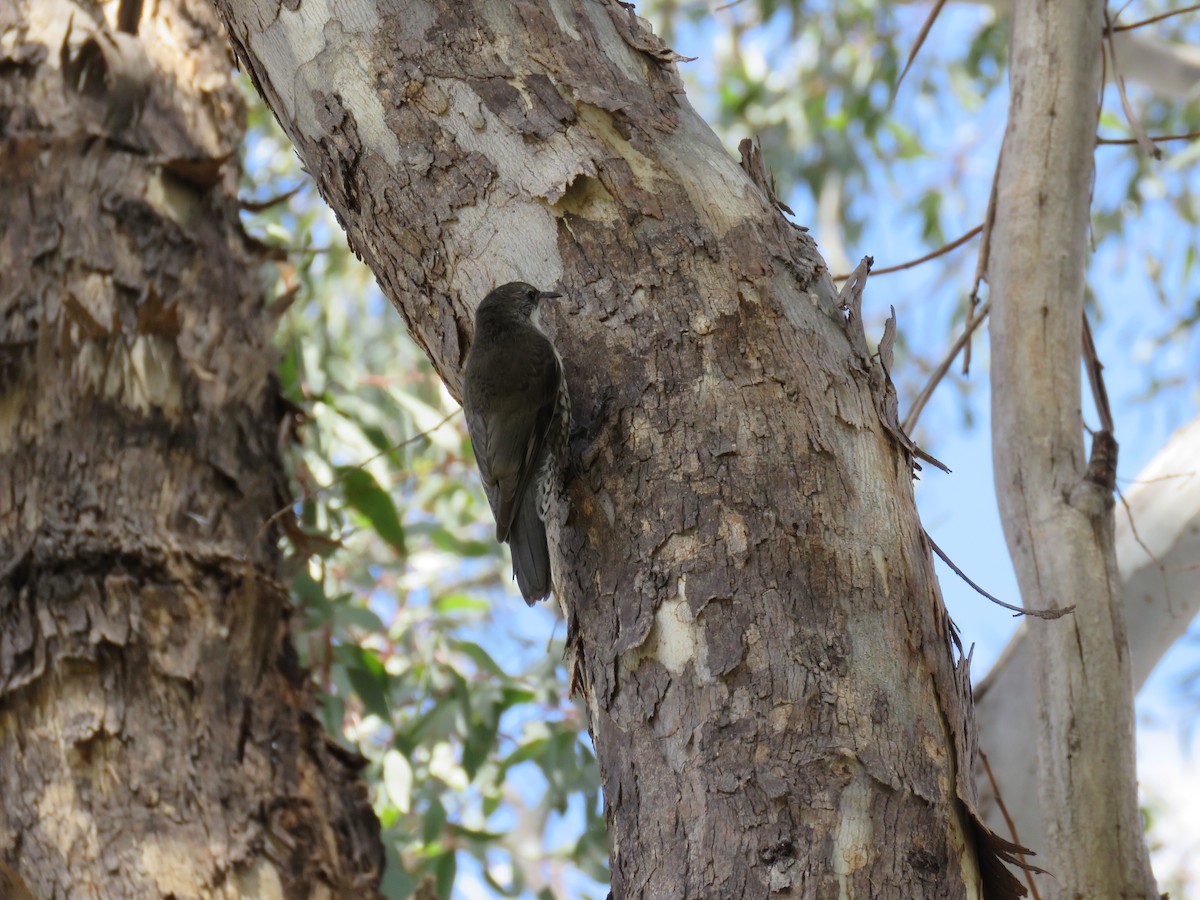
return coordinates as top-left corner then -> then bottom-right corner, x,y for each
211,0 -> 1028,895
0,0 -> 381,893
986,0 -> 1158,895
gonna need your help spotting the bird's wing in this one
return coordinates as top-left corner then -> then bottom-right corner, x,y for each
491,343 -> 561,543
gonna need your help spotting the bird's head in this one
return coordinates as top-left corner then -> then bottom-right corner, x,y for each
478,282 -> 562,324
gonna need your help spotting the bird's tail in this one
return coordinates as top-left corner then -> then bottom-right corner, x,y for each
508,489 -> 551,604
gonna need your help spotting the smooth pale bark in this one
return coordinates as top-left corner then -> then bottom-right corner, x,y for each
211,0 -> 1027,895
988,0 -> 1157,896
0,0 -> 381,893
977,415 -> 1200,871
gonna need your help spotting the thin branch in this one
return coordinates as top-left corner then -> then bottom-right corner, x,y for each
1115,471 -> 1196,486
1116,483 -> 1200,575
925,529 -> 1075,619
902,302 -> 990,434
965,139 -> 1004,376
240,183 -> 305,213
1097,129 -> 1200,145
895,0 -> 949,93
1110,3 -> 1200,32
832,224 -> 981,282
247,409 -> 461,558
1103,11 -> 1162,159
980,751 -> 1043,900
1081,313 -> 1114,434
1115,484 -> 1169,575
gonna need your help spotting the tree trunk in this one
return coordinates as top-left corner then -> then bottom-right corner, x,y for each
987,0 -> 1157,895
210,1 -> 1028,895
977,414 -> 1200,869
0,0 -> 382,893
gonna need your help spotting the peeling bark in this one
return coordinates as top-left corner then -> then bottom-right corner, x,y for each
0,0 -> 382,893
210,0 -> 1031,895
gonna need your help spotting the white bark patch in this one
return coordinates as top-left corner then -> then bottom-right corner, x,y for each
664,106 -> 770,234
38,781 -> 97,858
140,836 -> 205,896
722,511 -> 749,559
75,338 -> 183,420
145,169 -> 203,229
233,858 -> 287,900
444,198 -> 563,302
545,0 -> 583,41
658,531 -> 698,564
438,81 -> 580,203
253,0 -> 401,166
833,772 -> 873,895
648,582 -> 697,674
574,103 -> 661,186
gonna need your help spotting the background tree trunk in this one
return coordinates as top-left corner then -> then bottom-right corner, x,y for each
986,0 -> 1157,895
977,414 -> 1200,869
211,0 -> 1027,895
0,0 -> 382,893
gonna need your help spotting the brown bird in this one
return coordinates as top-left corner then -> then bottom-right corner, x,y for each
462,282 -> 570,603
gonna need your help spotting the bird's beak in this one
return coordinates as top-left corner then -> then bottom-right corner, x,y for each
538,291 -> 563,301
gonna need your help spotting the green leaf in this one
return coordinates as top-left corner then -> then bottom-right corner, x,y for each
434,850 -> 456,900
337,644 -> 391,718
407,522 -> 494,558
451,640 -> 507,678
293,570 -> 332,624
463,717 -> 499,780
449,824 -> 506,843
335,602 -> 386,634
338,467 -> 407,556
401,694 -> 457,748
423,796 -> 447,844
499,686 -> 536,709
432,593 -> 490,615
380,844 -> 418,900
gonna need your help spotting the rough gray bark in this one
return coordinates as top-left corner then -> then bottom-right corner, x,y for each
987,0 -> 1158,896
210,0 -> 1030,895
0,0 -> 382,893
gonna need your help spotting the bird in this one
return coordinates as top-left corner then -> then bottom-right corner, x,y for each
462,282 -> 571,604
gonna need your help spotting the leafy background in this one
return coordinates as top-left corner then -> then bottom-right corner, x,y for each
237,1 -> 1200,896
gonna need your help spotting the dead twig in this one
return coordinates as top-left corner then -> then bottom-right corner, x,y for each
1097,129 -> 1200,146
980,751 -> 1043,900
925,529 -> 1075,619
832,224 -> 981,282
1081,314 -> 1114,434
901,301 -> 990,434
895,0 -> 949,93
964,138 -> 1005,376
1103,11 -> 1162,159
240,183 -> 305,213
1109,3 -> 1200,32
